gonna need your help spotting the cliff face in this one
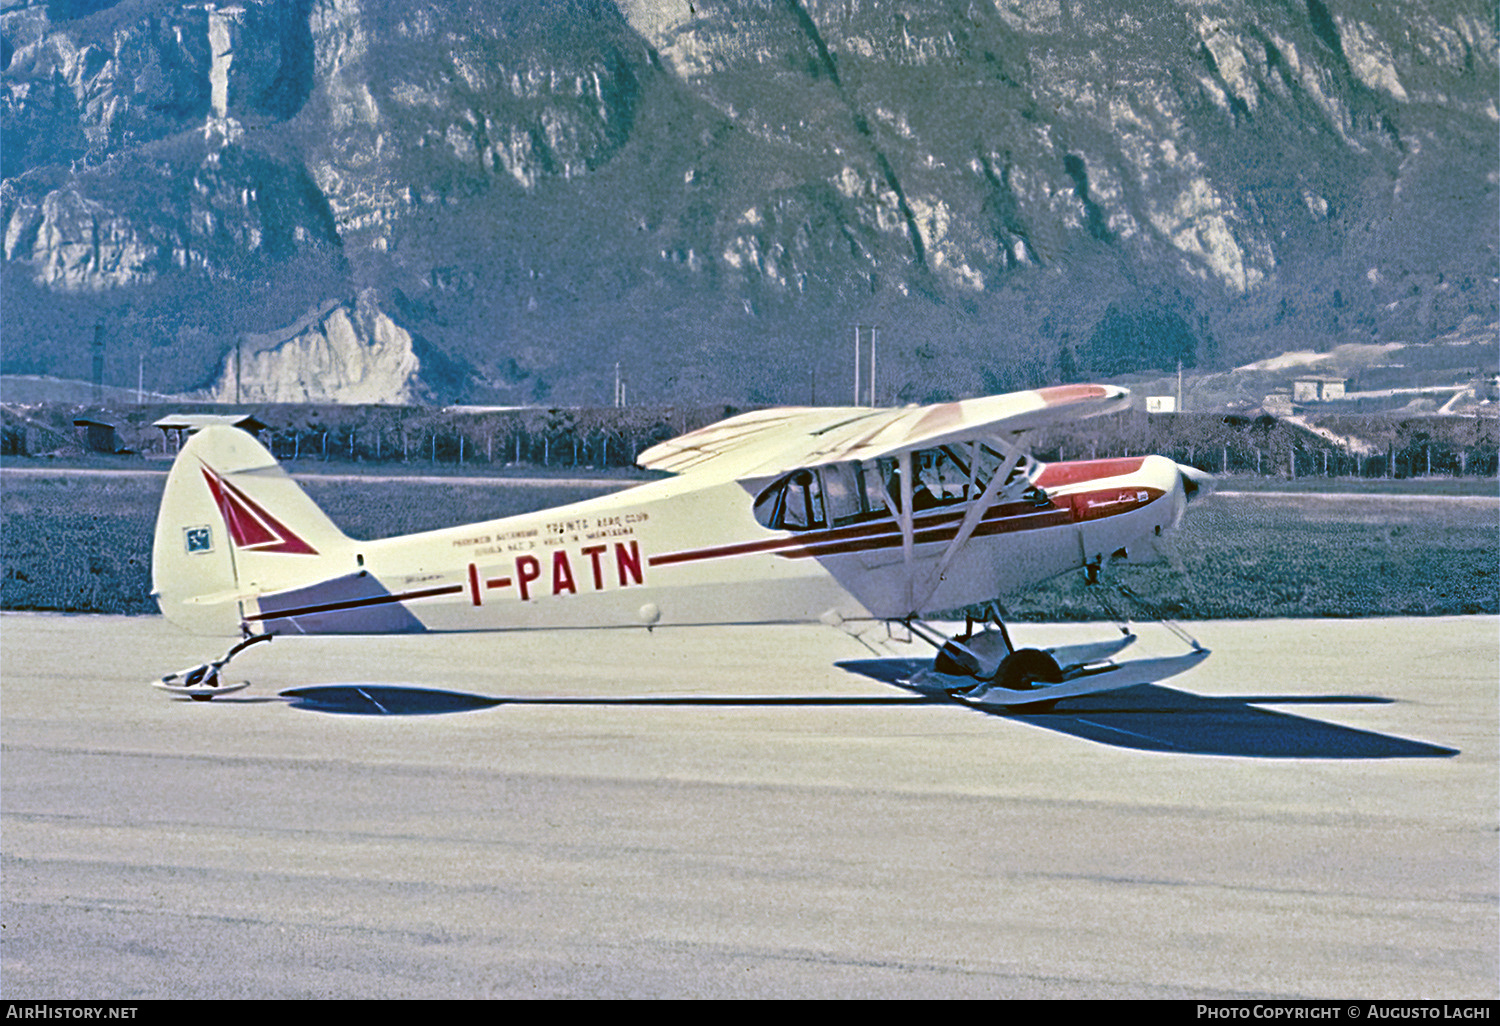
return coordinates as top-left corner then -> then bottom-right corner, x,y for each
209,291 -> 420,404
2,0 -> 1495,405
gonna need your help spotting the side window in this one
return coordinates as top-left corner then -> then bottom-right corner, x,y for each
881,451 -> 964,513
782,471 -> 824,529
755,454 -> 1002,530
914,449 -> 968,507
821,464 -> 863,526
875,456 -> 903,510
857,461 -> 888,517
937,449 -> 975,502
753,471 -> 826,531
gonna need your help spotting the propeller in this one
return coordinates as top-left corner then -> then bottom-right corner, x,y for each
1176,463 -> 1216,504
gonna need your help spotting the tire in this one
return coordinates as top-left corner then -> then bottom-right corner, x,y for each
994,648 -> 1063,691
934,641 -> 977,677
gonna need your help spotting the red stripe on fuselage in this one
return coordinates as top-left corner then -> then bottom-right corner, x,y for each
244,583 -> 463,624
1035,457 -> 1148,489
780,507 -> 1074,560
648,501 -> 1066,569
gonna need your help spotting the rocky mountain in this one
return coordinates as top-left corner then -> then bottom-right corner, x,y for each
3,0 -> 1495,405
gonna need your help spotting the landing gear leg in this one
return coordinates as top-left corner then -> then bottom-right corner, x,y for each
154,633 -> 274,700
982,601 -> 1017,655
1084,563 -> 1204,653
1112,582 -> 1205,652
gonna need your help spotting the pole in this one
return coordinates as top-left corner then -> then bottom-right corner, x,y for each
853,326 -> 861,406
92,324 -> 104,405
869,326 -> 877,406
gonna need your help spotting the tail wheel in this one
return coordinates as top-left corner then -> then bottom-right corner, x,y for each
994,648 -> 1063,691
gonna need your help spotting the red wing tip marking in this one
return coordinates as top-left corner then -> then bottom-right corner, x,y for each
1036,383 -> 1115,405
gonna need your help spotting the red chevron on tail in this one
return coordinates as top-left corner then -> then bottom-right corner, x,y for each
199,463 -> 319,555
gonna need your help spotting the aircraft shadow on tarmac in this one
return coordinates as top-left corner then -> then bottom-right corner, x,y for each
839,657 -> 1460,759
278,684 -> 939,716
276,663 -> 1458,760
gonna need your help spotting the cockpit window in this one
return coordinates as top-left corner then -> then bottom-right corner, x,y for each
753,447 -> 1047,532
754,470 -> 825,530
821,463 -> 863,525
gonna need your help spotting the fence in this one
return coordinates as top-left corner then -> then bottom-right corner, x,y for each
4,403 -> 1497,479
260,423 -> 672,471
1029,412 -> 1500,480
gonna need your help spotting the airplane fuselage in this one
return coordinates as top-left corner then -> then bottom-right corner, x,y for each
235,454 -> 1189,637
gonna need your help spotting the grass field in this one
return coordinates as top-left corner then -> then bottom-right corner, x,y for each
1004,493 -> 1498,620
2,470 -> 1495,619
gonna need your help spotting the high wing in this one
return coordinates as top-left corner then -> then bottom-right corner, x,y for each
637,384 -> 1131,482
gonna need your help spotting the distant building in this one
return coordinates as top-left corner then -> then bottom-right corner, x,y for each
1145,396 -> 1177,413
153,413 -> 268,453
72,417 -> 127,454
1293,377 -> 1346,402
1262,392 -> 1294,415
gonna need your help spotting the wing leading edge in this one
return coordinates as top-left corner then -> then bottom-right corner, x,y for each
637,384 -> 1131,482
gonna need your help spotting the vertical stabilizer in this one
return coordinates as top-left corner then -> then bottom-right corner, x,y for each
152,426 -> 350,635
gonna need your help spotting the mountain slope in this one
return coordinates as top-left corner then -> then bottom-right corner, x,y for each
2,0 -> 1495,404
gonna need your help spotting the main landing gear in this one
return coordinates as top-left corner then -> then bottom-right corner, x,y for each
903,570 -> 1205,712
152,633 -> 273,700
906,607 -> 1071,711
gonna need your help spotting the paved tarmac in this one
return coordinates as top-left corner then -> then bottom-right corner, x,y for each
2,613 -> 1495,999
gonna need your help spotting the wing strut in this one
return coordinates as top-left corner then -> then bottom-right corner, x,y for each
897,449 -> 915,614
908,432 -> 1027,614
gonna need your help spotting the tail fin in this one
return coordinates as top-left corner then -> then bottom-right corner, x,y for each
152,426 -> 351,635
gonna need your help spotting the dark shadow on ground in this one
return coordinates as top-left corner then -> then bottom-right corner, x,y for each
282,685 -> 507,715
281,684 -> 941,716
279,668 -> 1458,758
837,657 -> 1459,759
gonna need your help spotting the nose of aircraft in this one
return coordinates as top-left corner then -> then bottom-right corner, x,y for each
1176,463 -> 1214,505
1168,462 -> 1214,528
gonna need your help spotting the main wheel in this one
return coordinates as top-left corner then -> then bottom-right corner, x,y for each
933,629 -> 1011,678
933,640 -> 978,677
993,648 -> 1063,691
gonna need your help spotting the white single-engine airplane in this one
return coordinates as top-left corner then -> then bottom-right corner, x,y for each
152,383 -> 1211,708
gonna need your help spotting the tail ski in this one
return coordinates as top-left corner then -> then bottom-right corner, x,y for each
152,426 -> 351,635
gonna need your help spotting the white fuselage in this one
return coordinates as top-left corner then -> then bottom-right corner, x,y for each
239,455 -> 1189,636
